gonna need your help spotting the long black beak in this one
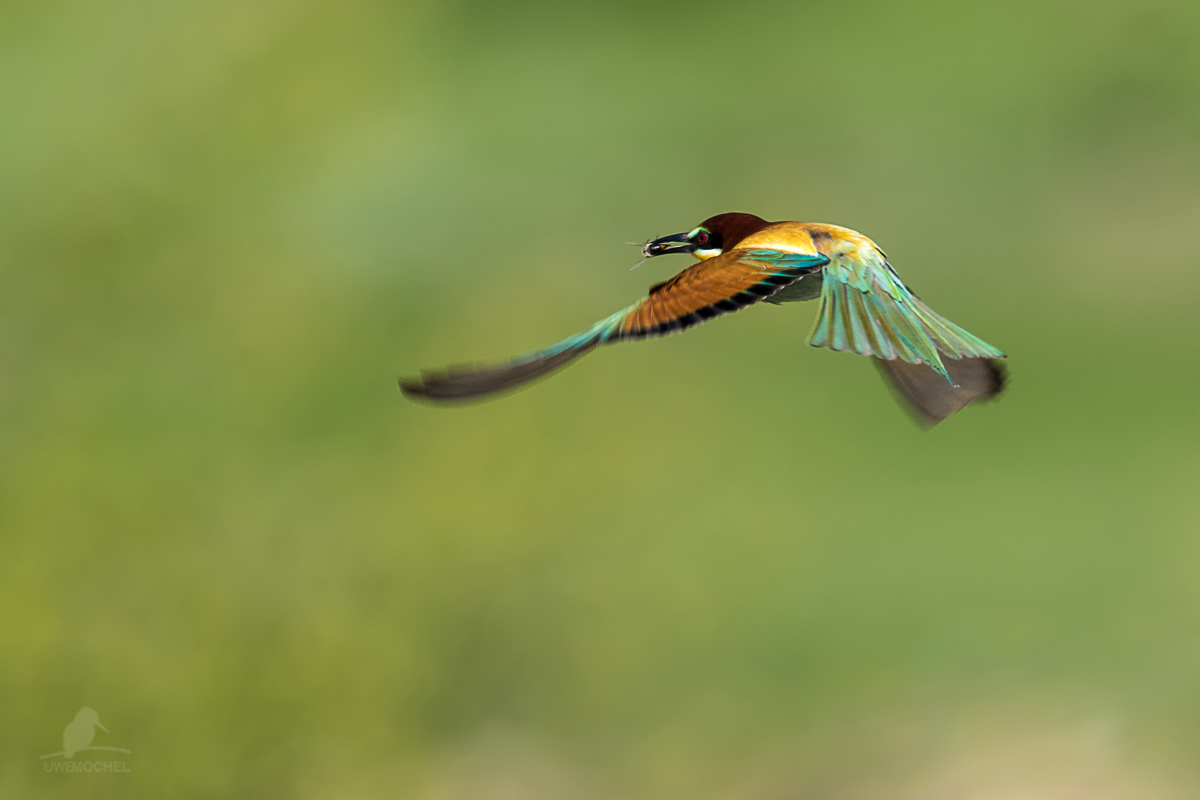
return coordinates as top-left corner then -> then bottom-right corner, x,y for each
642,232 -> 694,258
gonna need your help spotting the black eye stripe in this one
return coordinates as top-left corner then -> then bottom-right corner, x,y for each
691,229 -> 721,251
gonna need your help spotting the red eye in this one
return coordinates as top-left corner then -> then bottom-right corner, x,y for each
695,231 -> 709,245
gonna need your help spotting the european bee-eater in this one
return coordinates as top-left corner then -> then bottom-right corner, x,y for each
400,213 -> 1006,426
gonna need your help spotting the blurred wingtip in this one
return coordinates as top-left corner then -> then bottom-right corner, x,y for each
874,355 -> 1009,429
398,374 -> 443,404
397,365 -> 519,406
982,357 -> 1009,402
398,339 -> 601,406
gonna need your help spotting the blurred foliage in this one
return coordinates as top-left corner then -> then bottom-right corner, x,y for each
2,0 -> 1200,797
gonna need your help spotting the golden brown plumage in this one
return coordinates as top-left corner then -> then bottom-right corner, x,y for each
618,248 -> 815,336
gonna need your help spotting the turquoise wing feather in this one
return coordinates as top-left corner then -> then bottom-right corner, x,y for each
808,245 -> 1005,382
401,249 -> 828,402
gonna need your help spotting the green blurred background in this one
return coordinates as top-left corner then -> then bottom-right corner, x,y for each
4,0 -> 1200,797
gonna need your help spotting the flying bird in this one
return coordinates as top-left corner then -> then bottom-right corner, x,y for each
400,213 -> 1006,426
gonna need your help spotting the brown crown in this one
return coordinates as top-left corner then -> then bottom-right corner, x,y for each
698,213 -> 773,249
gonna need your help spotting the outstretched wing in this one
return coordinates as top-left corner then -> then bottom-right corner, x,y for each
614,248 -> 829,339
400,248 -> 829,402
807,240 -> 1005,381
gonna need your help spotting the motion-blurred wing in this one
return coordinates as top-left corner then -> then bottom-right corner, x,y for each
400,248 -> 829,402
874,356 -> 1007,428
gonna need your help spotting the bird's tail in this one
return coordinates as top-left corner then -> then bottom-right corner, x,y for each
399,309 -> 630,403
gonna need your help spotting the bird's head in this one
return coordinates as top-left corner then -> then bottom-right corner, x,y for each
642,213 -> 772,261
